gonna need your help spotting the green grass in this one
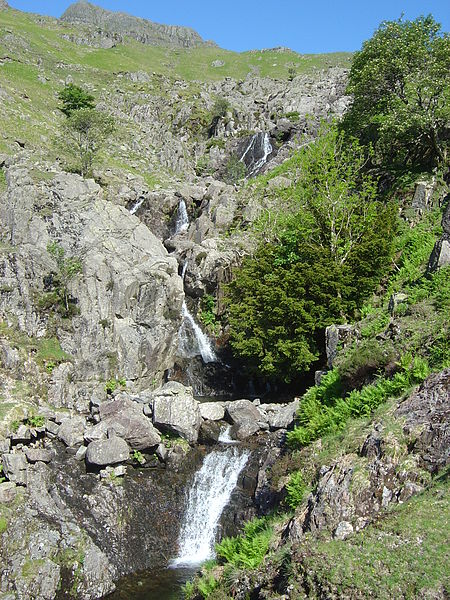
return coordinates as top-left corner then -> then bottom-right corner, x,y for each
295,474 -> 450,599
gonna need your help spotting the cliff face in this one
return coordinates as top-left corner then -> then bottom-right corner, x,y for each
0,156 -> 184,411
60,1 -> 214,48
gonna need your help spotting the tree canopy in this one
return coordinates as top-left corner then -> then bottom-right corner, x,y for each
225,126 -> 396,383
58,83 -> 95,117
342,15 -> 450,169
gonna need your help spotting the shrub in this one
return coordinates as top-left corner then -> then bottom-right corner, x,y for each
58,83 -> 95,117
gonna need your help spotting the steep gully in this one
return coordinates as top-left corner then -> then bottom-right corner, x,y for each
109,134 -> 274,597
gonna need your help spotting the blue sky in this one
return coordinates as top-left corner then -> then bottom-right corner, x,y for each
7,0 -> 450,53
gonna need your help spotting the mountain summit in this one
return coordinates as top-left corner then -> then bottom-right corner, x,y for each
60,0 -> 216,49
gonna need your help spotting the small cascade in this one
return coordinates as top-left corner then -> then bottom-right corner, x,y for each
179,301 -> 217,363
240,132 -> 273,177
174,199 -> 189,234
218,424 -> 236,444
172,446 -> 250,566
178,261 -> 217,364
129,196 -> 145,215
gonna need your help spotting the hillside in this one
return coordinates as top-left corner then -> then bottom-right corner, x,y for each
0,3 -> 448,600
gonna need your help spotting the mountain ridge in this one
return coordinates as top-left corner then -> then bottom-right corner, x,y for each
60,0 -> 217,49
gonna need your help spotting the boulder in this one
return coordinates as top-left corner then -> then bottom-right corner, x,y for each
199,402 -> 225,421
226,399 -> 262,424
90,396 -> 161,450
260,399 -> 299,430
0,481 -> 17,503
198,421 -> 221,445
325,324 -> 355,368
427,234 -> 450,272
25,448 -> 54,464
57,417 -> 86,447
152,382 -> 201,443
226,399 -> 263,440
10,424 -> 31,444
85,436 -> 130,467
334,521 -> 354,540
2,452 -> 28,485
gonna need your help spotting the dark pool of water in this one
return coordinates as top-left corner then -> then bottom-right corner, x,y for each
107,566 -> 196,600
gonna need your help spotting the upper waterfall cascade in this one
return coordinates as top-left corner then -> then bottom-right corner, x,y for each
240,132 -> 273,176
174,199 -> 189,234
172,446 -> 250,566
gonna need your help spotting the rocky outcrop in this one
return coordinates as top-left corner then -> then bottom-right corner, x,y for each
0,159 -> 184,410
60,1 -> 213,49
287,370 -> 449,544
428,194 -> 450,272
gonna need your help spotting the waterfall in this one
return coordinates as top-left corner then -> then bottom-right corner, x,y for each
179,301 -> 217,363
240,132 -> 273,177
178,260 -> 217,364
174,199 -> 189,234
172,447 -> 250,566
218,424 -> 236,444
129,196 -> 145,215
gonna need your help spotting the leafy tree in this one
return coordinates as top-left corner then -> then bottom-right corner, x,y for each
62,108 -> 115,177
44,241 -> 82,315
58,83 -> 95,117
225,126 -> 396,383
342,15 -> 450,169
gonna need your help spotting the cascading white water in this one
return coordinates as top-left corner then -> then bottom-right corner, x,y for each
218,424 -> 236,444
172,446 -> 250,567
129,196 -> 145,215
174,199 -> 189,234
178,261 -> 217,364
179,301 -> 217,363
240,132 -> 273,177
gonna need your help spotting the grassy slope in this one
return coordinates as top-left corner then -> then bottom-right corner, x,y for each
291,473 -> 449,599
0,8 -> 351,157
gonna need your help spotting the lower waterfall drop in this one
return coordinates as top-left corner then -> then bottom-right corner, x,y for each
172,446 -> 250,567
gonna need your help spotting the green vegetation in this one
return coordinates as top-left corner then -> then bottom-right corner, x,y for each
285,470 -> 307,509
287,355 -> 428,449
216,517 -> 274,569
58,83 -> 95,117
132,450 -> 145,465
60,107 -> 115,177
291,475 -> 450,598
41,242 -> 83,316
25,415 -> 45,428
342,15 -> 450,170
225,125 -> 396,383
223,155 -> 246,183
105,377 -> 127,394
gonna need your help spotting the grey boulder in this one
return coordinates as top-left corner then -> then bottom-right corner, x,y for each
88,396 -> 161,450
85,436 -> 130,467
152,382 -> 201,443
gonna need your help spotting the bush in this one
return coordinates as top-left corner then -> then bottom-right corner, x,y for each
61,108 -> 115,177
58,83 -> 95,117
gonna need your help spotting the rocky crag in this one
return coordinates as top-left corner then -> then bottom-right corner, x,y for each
60,1 -> 215,49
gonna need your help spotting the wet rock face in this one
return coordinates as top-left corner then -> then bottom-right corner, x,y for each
0,161 -> 184,410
